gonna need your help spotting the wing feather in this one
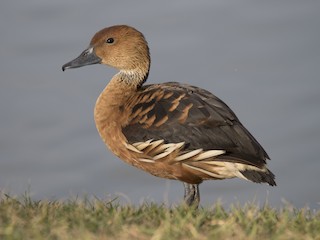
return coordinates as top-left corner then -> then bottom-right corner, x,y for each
123,82 -> 269,168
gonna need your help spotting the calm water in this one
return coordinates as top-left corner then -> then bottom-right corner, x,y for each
1,0 -> 320,208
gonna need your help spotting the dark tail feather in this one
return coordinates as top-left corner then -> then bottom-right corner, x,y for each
241,169 -> 276,186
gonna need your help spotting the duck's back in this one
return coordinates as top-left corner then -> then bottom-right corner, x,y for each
122,82 -> 275,185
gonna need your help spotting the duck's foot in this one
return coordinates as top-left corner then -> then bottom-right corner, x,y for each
183,183 -> 200,208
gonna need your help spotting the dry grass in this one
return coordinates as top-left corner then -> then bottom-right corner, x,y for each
0,192 -> 319,240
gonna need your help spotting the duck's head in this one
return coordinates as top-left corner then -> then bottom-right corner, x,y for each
62,25 -> 150,76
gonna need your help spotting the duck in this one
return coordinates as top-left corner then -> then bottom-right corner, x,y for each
62,25 -> 276,207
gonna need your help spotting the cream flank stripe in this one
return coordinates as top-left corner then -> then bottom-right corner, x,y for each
127,139 -> 226,163
126,139 -> 267,181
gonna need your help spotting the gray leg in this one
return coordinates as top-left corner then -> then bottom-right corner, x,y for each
183,183 -> 200,207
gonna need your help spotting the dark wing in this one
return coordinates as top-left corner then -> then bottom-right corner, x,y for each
123,82 -> 269,168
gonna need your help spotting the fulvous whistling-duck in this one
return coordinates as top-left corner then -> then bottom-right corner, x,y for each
62,25 -> 276,207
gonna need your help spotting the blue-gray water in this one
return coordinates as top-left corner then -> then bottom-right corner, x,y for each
1,0 -> 320,208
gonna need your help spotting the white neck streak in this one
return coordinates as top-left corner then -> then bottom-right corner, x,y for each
116,60 -> 150,88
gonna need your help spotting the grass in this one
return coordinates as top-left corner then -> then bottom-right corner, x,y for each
0,193 -> 319,240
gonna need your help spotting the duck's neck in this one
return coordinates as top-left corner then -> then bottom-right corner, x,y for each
94,62 -> 150,130
117,59 -> 150,88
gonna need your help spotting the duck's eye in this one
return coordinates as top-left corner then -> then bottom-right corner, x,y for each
106,38 -> 114,44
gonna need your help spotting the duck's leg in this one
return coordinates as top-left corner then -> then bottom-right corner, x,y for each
183,183 -> 200,207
